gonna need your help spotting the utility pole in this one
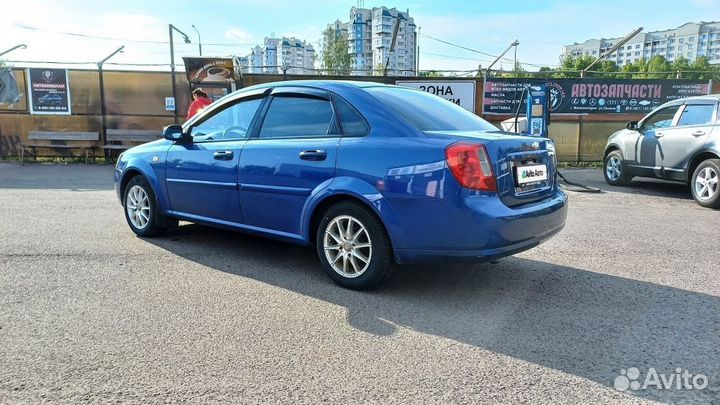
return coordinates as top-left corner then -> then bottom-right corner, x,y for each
98,45 -> 125,148
486,39 -> 519,77
192,25 -> 202,56
0,44 -> 27,59
169,24 -> 191,124
383,17 -> 401,79
582,27 -> 643,78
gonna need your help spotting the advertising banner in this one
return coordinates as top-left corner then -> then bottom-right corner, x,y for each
483,78 -> 710,115
396,80 -> 476,112
27,68 -> 71,114
183,57 -> 236,84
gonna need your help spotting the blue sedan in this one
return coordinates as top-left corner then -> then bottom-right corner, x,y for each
114,81 -> 567,289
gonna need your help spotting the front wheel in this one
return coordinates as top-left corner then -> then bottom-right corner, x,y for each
690,159 -> 720,209
604,150 -> 633,186
315,202 -> 394,290
123,176 -> 176,237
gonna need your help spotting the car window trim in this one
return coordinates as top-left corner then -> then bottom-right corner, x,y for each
188,91 -> 270,143
250,91 -> 341,140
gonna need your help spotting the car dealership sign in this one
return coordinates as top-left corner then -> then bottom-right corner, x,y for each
396,80 -> 476,112
483,78 -> 710,115
27,68 -> 71,115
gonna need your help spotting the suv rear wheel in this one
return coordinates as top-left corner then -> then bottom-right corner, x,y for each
690,159 -> 720,209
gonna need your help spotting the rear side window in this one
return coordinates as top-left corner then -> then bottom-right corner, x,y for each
677,104 -> 716,126
365,86 -> 497,132
333,96 -> 369,136
259,96 -> 335,138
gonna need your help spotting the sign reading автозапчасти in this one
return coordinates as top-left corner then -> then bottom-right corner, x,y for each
483,78 -> 710,115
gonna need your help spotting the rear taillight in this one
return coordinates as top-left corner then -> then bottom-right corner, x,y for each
445,143 -> 496,191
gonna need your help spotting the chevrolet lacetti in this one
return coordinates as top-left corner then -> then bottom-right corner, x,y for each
114,81 -> 567,289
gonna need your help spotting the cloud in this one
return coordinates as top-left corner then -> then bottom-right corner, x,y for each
225,28 -> 256,44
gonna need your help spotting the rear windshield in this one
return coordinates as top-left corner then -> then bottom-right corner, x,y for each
365,86 -> 498,132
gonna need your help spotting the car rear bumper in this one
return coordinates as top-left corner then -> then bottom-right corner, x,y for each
393,190 -> 568,263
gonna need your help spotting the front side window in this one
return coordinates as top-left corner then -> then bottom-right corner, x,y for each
190,97 -> 263,141
259,95 -> 336,138
366,86 -> 497,132
641,105 -> 680,131
677,104 -> 716,126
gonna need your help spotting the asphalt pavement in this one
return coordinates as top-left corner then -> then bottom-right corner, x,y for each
0,163 -> 718,405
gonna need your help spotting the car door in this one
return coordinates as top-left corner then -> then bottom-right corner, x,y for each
238,87 -> 340,235
631,104 -> 682,177
657,101 -> 718,181
165,92 -> 266,224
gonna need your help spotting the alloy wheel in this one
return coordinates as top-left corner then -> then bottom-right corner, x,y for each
694,166 -> 718,201
126,185 -> 151,229
323,215 -> 372,278
606,156 -> 622,181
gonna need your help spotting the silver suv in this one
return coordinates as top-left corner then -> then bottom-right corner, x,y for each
603,95 -> 720,208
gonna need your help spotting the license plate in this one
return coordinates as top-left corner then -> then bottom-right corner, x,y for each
515,164 -> 548,185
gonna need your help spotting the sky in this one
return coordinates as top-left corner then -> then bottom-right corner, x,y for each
1,0 -> 718,73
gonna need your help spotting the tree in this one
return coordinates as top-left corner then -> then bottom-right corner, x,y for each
419,70 -> 443,77
645,55 -> 671,78
320,26 -> 352,75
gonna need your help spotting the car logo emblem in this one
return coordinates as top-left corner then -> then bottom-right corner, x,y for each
531,142 -> 540,149
41,70 -> 54,82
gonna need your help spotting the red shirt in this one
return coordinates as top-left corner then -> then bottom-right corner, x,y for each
187,96 -> 212,119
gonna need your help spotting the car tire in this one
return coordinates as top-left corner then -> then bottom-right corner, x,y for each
123,176 -> 175,237
604,150 -> 632,186
315,202 -> 394,290
690,159 -> 720,209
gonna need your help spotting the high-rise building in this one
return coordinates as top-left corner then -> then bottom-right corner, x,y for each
560,21 -> 720,67
329,6 -> 417,76
243,37 -> 316,74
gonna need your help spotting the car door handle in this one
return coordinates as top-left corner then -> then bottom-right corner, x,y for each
654,132 -> 664,138
692,130 -> 706,137
213,150 -> 234,160
299,150 -> 327,161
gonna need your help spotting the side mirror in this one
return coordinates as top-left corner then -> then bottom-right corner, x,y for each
626,121 -> 639,131
163,125 -> 189,142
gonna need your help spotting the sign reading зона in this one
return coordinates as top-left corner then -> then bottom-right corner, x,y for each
483,78 -> 710,115
27,68 -> 71,115
396,80 -> 476,112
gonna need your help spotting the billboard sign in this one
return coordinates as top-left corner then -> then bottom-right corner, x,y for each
27,68 -> 71,115
396,80 -> 476,112
483,78 -> 710,115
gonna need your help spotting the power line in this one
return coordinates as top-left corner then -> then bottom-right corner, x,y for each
14,23 -> 262,47
419,32 -> 557,68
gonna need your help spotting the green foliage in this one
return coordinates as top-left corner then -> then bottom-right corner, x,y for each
419,70 -> 443,77
320,27 -> 352,74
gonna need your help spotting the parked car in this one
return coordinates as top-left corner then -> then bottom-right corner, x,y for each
603,95 -> 720,208
37,92 -> 64,107
114,81 -> 567,289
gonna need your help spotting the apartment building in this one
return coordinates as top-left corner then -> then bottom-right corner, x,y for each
243,36 -> 316,74
560,21 -> 720,66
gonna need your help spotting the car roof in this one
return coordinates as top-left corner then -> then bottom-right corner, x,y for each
237,79 -> 392,93
664,94 -> 720,106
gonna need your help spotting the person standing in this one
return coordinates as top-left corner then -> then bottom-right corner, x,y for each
186,88 -> 212,119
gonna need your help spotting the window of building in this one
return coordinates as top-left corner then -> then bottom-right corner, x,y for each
688,36 -> 694,42
635,44 -> 641,49
635,51 -> 640,56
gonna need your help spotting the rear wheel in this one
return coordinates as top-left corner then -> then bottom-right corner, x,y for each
123,176 -> 176,236
690,159 -> 720,209
604,150 -> 633,186
315,202 -> 394,290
